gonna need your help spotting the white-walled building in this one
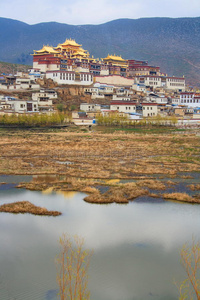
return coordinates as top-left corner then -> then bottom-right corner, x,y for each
84,86 -> 105,99
110,101 -> 137,113
135,75 -> 185,91
32,89 -> 56,112
0,100 -> 12,112
98,84 -> 114,95
84,87 -> 99,94
112,95 -> 131,101
110,100 -> 158,117
46,71 -> 93,86
29,69 -> 43,80
171,96 -> 180,105
180,93 -> 200,108
132,83 -> 147,92
165,77 -> 185,91
94,75 -> 134,87
7,98 -> 38,113
84,84 -> 114,99
85,84 -> 114,95
32,89 -> 57,101
80,103 -> 101,112
146,93 -> 168,104
136,103 -> 158,117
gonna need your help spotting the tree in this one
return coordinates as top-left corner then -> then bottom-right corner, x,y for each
55,234 -> 93,300
177,239 -> 200,300
57,104 -> 64,112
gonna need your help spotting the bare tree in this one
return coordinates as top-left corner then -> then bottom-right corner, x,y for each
177,239 -> 200,300
55,234 -> 93,300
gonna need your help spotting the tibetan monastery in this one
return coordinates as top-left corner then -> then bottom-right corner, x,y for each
31,38 -> 185,90
32,38 -> 160,77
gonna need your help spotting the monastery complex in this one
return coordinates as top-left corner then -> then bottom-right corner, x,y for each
32,38 -> 186,91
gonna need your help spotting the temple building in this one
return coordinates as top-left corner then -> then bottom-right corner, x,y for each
103,55 -> 128,76
55,39 -> 90,60
32,39 -> 91,73
32,46 -> 60,73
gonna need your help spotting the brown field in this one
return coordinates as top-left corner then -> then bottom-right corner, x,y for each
0,128 -> 199,204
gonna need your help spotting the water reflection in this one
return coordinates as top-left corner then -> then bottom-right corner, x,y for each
0,186 -> 200,300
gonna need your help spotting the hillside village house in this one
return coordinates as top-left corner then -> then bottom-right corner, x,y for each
0,71 -> 40,91
146,93 -> 168,104
134,75 -> 185,91
0,97 -> 39,113
174,107 -> 187,117
32,89 -> 57,101
32,89 -> 56,112
84,87 -> 105,99
112,95 -> 131,101
0,79 -> 40,91
171,96 -> 180,105
110,100 -> 137,114
84,84 -> 114,99
132,83 -> 147,92
0,100 -> 12,113
0,94 -> 56,114
136,103 -> 158,117
180,92 -> 200,108
80,103 -> 101,112
109,100 -> 158,117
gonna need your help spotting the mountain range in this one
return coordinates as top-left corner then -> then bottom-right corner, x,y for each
0,17 -> 200,86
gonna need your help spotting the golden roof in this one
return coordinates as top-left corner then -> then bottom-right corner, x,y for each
60,38 -> 81,47
55,44 -> 64,49
79,47 -> 86,52
34,45 -> 59,54
72,51 -> 86,56
103,54 -> 126,62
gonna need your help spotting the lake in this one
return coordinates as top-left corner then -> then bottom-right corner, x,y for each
0,175 -> 200,300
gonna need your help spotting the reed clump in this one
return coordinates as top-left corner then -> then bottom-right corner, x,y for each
163,193 -> 200,204
84,190 -> 114,204
0,201 -> 61,216
84,182 -> 148,204
188,184 -> 200,191
81,186 -> 99,194
136,179 -> 166,190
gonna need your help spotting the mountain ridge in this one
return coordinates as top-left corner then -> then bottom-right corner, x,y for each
0,17 -> 200,86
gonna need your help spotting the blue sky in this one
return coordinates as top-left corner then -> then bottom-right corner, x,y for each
0,0 -> 200,25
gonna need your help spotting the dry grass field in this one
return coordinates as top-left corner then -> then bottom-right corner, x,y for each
0,128 -> 199,204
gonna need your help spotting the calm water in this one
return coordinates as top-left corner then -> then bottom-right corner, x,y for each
0,176 -> 200,300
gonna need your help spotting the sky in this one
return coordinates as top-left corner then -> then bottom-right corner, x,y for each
0,0 -> 200,25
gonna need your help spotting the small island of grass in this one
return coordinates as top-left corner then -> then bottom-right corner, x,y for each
0,201 -> 61,216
